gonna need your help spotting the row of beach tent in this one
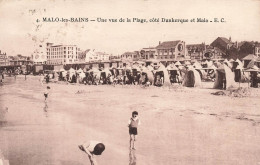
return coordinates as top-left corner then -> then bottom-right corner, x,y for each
52,58 -> 259,89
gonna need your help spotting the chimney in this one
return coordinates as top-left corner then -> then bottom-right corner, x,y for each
159,41 -> 161,45
229,36 -> 232,42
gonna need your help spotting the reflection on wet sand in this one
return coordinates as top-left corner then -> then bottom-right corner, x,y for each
129,149 -> 136,165
43,102 -> 48,117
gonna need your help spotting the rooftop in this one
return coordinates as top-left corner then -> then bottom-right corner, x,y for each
219,37 -> 233,44
156,40 -> 181,49
242,54 -> 257,60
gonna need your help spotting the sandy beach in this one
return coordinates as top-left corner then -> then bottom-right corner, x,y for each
0,75 -> 260,165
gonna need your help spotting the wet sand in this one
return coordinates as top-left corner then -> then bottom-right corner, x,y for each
0,75 -> 260,165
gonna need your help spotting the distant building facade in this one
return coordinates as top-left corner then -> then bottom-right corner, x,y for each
237,41 -> 259,59
203,46 -> 225,60
78,49 -> 90,63
32,44 -> 47,64
140,48 -> 157,60
9,54 -> 32,66
155,40 -> 186,61
109,55 -> 121,60
254,43 -> 260,57
84,50 -> 110,62
0,50 -> 9,66
186,43 -> 206,61
121,51 -> 140,61
210,37 -> 234,52
46,43 -> 80,65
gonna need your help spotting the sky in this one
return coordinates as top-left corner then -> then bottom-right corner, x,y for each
0,0 -> 260,56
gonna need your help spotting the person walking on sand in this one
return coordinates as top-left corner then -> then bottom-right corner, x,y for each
44,86 -> 50,102
78,141 -> 105,165
128,111 -> 141,150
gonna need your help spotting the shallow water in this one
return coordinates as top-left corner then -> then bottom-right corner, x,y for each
0,76 -> 260,165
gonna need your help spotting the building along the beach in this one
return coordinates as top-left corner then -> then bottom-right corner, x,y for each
84,49 -> 110,63
0,50 -> 9,66
211,37 -> 234,52
46,43 -> 80,65
32,43 -> 47,65
78,49 -> 90,63
140,47 -> 158,60
9,55 -> 32,66
255,43 -> 260,57
186,43 -> 206,62
155,40 -> 186,61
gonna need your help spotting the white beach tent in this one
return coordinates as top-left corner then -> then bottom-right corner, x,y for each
69,68 -> 76,73
77,68 -> 83,73
206,60 -> 214,68
147,65 -> 154,71
155,63 -> 171,86
182,66 -> 202,87
184,61 -> 191,65
59,68 -> 65,72
193,61 -> 202,69
141,66 -> 154,84
213,64 -> 236,89
175,61 -> 182,66
223,59 -> 232,68
229,59 -> 235,63
167,64 -> 179,71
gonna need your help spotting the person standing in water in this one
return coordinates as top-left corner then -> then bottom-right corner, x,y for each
128,111 -> 141,150
44,86 -> 50,102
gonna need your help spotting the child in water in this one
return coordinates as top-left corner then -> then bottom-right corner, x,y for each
78,141 -> 105,165
128,111 -> 141,150
44,86 -> 50,101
